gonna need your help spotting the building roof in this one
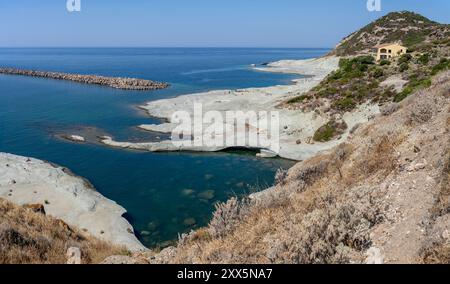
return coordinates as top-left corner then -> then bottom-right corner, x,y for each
374,43 -> 406,49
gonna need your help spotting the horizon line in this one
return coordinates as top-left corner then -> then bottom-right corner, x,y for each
0,46 -> 333,49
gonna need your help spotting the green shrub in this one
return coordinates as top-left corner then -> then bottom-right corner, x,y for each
417,53 -> 430,65
287,94 -> 310,104
403,32 -> 427,47
379,60 -> 391,66
355,56 -> 375,65
393,86 -> 413,102
431,58 -> 450,75
399,62 -> 409,72
329,70 -> 343,81
313,123 -> 336,142
398,54 -> 412,65
409,77 -> 432,89
372,68 -> 384,78
368,80 -> 380,89
338,58 -> 350,68
333,97 -> 356,111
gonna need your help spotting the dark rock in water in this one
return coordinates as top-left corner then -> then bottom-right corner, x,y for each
0,67 -> 169,91
183,218 -> 196,226
204,174 -> 214,181
181,188 -> 195,196
261,62 -> 270,66
197,190 -> 215,200
147,221 -> 160,231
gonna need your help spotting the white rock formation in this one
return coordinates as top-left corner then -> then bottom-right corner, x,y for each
0,153 -> 146,252
66,135 -> 86,143
100,56 -> 380,161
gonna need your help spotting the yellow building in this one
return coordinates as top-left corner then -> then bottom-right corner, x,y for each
374,43 -> 407,61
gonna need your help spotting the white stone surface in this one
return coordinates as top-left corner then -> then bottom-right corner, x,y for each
101,56 -> 379,161
0,153 -> 146,252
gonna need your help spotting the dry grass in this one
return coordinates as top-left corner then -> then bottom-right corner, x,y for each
163,137 -> 391,264
357,135 -> 400,177
0,198 -> 128,264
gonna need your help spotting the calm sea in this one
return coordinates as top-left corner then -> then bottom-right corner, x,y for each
0,48 -> 329,247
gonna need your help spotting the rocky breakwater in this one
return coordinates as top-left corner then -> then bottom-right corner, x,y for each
0,67 -> 169,91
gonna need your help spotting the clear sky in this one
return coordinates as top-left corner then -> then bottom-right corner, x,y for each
1,0 -> 449,48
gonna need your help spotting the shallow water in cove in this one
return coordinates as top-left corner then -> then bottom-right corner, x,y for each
0,48 -> 329,247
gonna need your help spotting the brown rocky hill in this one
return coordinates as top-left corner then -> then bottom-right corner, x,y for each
333,11 -> 450,56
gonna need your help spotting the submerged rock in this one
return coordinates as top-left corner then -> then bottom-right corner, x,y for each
204,174 -> 214,181
181,188 -> 195,196
183,218 -> 197,226
198,190 -> 215,200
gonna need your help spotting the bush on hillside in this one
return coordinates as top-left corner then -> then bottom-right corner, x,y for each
399,62 -> 410,72
398,54 -> 413,65
417,53 -> 431,65
379,60 -> 391,66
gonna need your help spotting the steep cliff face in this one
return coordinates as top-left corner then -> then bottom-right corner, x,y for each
136,71 -> 449,264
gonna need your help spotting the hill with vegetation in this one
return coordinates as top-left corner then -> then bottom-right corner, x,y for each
284,11 -> 449,143
333,11 -> 450,56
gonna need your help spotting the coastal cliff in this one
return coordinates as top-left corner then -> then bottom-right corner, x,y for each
0,68 -> 169,91
1,11 -> 449,264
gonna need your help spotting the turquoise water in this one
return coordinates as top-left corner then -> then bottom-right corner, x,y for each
0,48 -> 328,247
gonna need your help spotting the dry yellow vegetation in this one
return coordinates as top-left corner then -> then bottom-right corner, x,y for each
0,198 -> 129,264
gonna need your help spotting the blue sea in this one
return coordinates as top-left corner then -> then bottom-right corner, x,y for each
0,48 -> 329,247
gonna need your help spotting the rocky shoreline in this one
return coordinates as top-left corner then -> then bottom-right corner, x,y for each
0,153 -> 146,252
100,56 -> 379,161
0,67 -> 169,91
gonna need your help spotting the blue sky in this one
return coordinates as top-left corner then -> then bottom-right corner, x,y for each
1,0 -> 449,47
